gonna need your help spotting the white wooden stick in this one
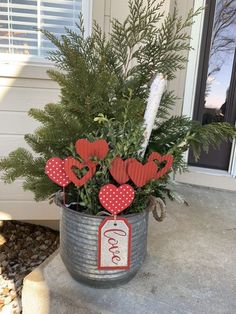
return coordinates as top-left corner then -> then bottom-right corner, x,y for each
141,73 -> 167,156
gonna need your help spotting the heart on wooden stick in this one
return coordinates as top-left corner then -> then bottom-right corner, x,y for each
75,139 -> 109,163
99,184 -> 135,215
148,152 -> 173,179
128,160 -> 157,187
45,157 -> 71,187
64,157 -> 96,187
109,157 -> 136,184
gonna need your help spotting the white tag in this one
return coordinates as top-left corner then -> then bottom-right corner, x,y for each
98,217 -> 131,270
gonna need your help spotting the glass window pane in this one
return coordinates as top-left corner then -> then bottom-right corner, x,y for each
203,0 -> 236,124
0,0 -> 82,57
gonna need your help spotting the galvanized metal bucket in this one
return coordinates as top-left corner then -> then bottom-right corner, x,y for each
60,205 -> 149,288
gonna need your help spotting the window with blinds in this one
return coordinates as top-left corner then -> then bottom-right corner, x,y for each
0,0 -> 82,56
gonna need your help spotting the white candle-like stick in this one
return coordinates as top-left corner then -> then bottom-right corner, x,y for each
141,73 -> 167,156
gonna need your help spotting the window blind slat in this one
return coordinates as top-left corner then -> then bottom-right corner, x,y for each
1,3 -> 79,14
41,21 -> 74,28
0,29 -> 37,34
41,0 -> 80,5
0,44 -> 38,49
0,14 -> 76,22
2,21 -> 37,26
0,36 -> 38,42
41,7 -> 80,14
1,12 -> 38,18
1,3 -> 37,10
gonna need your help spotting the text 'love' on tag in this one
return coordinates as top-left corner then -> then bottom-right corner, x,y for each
98,217 -> 131,270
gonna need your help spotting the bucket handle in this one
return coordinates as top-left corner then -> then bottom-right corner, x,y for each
146,195 -> 166,222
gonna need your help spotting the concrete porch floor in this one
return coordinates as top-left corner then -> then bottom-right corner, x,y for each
22,183 -> 236,314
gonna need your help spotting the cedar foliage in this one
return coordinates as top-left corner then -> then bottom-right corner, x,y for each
0,0 -> 235,208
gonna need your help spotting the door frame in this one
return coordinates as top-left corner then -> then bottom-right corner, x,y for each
182,0 -> 236,176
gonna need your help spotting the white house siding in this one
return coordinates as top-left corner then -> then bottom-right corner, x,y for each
167,0 -> 194,116
93,0 -> 171,34
0,65 -> 60,220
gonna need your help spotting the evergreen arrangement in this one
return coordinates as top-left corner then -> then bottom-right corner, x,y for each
0,0 -> 235,214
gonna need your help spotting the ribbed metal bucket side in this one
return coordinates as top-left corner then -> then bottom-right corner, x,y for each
60,206 -> 149,287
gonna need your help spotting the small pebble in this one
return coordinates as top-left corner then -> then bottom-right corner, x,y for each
0,254 -> 7,262
1,261 -> 8,267
2,303 -> 13,314
7,282 -> 15,291
4,296 -> 12,305
9,291 -> 17,300
2,288 -> 9,296
39,244 -> 47,250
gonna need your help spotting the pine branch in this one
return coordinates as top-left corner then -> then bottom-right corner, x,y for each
157,90 -> 178,120
111,0 -> 165,78
0,149 -> 45,182
149,116 -> 236,172
133,5 -> 202,88
189,122 -> 236,160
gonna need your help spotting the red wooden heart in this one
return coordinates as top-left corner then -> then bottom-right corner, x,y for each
99,184 -> 135,215
148,152 -> 173,179
45,157 -> 71,187
109,157 -> 136,184
127,160 -> 158,187
75,139 -> 109,163
64,157 -> 96,187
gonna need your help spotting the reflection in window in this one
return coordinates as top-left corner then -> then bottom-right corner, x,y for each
202,0 -> 236,125
0,0 -> 82,57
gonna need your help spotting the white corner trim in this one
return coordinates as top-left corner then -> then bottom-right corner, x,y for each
229,133 -> 236,177
182,0 -> 205,118
82,0 -> 93,37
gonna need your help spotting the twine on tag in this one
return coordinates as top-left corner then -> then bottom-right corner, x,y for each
146,195 -> 166,222
96,212 -> 117,226
51,190 -> 65,207
96,211 -> 113,216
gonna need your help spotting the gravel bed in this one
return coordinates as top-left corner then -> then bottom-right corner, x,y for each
0,221 -> 59,314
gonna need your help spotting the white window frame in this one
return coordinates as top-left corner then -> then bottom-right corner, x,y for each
0,0 -> 93,66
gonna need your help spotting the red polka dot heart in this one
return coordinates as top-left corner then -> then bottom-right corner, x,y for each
45,157 -> 71,187
99,184 -> 135,215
